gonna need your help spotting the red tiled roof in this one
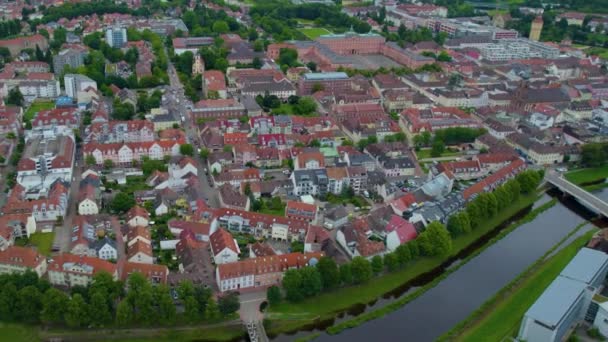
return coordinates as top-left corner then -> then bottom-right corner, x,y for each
217,252 -> 323,280
210,228 -> 240,255
0,246 -> 45,269
127,206 -> 150,221
119,261 -> 168,284
49,253 -> 117,275
127,240 -> 153,259
386,215 -> 417,243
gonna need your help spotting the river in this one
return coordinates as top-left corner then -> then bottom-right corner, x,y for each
275,188 -> 608,342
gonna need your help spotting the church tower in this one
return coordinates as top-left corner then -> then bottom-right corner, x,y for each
193,53 -> 204,75
529,16 -> 543,41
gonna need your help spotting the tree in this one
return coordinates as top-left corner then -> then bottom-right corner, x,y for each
293,96 -> 317,115
311,83 -> 324,93
212,21 -> 230,34
103,159 -> 114,170
421,221 -> 452,256
17,285 -> 42,323
267,286 -> 282,307
199,148 -> 210,160
65,294 -> 88,328
351,256 -> 372,284
111,192 -> 135,213
371,255 -> 384,275
88,291 -> 112,327
116,300 -> 133,327
204,297 -> 221,321
395,243 -> 411,266
218,292 -> 240,316
316,257 -> 340,290
85,154 -> 97,166
40,288 -> 68,325
339,263 -> 353,285
581,142 -> 608,167
156,285 -> 176,324
184,295 -> 200,322
252,57 -> 263,69
431,139 -> 445,157
0,283 -> 17,321
384,253 -> 399,272
299,267 -> 322,298
282,269 -> 303,302
5,88 -> 24,106
437,51 -> 452,62
278,48 -> 299,72
180,143 -> 194,156
466,201 -> 482,229
447,214 -> 463,236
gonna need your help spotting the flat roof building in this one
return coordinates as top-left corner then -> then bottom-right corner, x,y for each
519,248 -> 608,342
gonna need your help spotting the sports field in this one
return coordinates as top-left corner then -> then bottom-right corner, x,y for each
299,27 -> 332,39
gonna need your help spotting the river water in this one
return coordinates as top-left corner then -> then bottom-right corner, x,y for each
273,188 -> 608,342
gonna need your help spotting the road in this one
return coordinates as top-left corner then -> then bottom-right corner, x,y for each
54,160 -> 83,253
166,60 -> 220,208
239,291 -> 267,322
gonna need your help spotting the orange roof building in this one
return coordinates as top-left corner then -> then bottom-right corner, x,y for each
216,252 -> 323,292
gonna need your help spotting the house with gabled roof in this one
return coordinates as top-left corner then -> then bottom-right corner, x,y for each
210,228 -> 240,264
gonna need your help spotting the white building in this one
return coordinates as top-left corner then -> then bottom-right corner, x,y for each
105,27 -> 127,48
64,74 -> 97,99
210,229 -> 240,264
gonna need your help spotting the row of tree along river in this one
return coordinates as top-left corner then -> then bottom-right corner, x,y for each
273,188 -> 608,342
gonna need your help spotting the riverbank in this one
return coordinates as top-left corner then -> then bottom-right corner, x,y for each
566,166 -> 608,185
1,321 -> 245,342
266,192 -> 543,336
439,223 -> 597,342
323,199 -> 558,336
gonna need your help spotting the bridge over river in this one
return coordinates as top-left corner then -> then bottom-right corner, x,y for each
546,171 -> 608,218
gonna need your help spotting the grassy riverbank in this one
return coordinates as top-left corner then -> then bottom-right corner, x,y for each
565,166 -> 608,185
267,192 -> 543,336
1,322 -> 244,342
441,224 -> 597,342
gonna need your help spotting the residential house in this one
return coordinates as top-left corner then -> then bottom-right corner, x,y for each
323,205 -> 349,229
218,183 -> 250,211
78,176 -> 100,215
0,246 -> 47,277
120,261 -> 168,285
90,237 -> 118,261
295,150 -> 325,170
216,252 -> 323,292
336,220 -> 385,260
210,229 -> 240,264
291,169 -> 328,196
126,206 -> 150,228
385,215 -> 417,252
127,240 -> 154,264
286,201 -> 317,223
168,220 -> 212,242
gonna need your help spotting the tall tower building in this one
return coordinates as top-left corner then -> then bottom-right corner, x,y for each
105,27 -> 127,48
529,16 -> 543,41
193,54 -> 204,75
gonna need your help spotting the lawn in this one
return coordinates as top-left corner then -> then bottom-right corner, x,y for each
565,165 -> 608,185
586,47 -> 608,60
298,27 -> 332,39
24,101 -> 55,122
267,192 -> 540,335
0,323 -> 40,341
416,148 -> 461,160
29,232 -> 55,256
42,324 -> 245,342
454,228 -> 597,342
